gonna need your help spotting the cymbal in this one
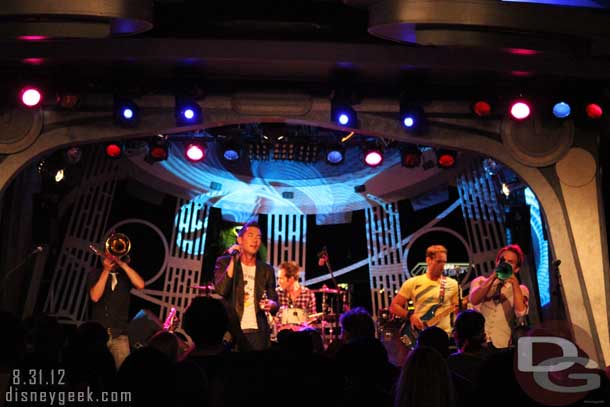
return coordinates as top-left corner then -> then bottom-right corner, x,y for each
311,287 -> 341,294
191,284 -> 215,291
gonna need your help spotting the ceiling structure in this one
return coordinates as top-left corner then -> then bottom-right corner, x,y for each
1,0 -> 609,215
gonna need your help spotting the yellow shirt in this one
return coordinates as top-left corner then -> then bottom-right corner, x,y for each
398,274 -> 459,333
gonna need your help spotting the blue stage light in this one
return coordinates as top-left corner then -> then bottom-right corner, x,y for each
122,108 -> 134,120
552,101 -> 571,119
326,147 -> 345,165
114,98 -> 139,127
176,97 -> 202,126
400,102 -> 425,131
223,148 -> 240,161
331,99 -> 357,127
184,108 -> 195,120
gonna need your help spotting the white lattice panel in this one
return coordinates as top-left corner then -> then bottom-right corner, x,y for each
43,148 -> 120,323
266,214 -> 307,278
365,200 -> 404,319
457,161 -> 507,280
370,263 -> 406,318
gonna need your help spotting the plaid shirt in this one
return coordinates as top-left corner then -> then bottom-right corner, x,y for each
276,286 -> 317,318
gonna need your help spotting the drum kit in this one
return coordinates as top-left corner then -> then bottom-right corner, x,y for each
274,285 -> 346,347
189,282 -> 348,347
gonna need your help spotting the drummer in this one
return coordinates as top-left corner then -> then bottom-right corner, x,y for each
276,261 -> 317,322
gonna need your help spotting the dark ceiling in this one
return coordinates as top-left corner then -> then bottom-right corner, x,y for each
0,0 -> 609,100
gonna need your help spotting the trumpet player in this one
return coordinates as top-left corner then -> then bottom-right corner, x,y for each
469,244 -> 529,349
88,238 -> 145,369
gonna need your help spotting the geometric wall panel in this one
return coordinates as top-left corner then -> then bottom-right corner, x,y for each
43,149 -> 121,323
365,199 -> 404,319
266,213 -> 307,279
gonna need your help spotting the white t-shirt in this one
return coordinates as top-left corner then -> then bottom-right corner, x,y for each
240,263 -> 259,330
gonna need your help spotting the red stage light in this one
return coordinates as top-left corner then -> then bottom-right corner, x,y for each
509,101 -> 531,120
105,143 -> 122,158
472,101 -> 492,117
585,103 -> 603,120
20,87 -> 43,107
401,145 -> 421,168
150,145 -> 168,161
436,149 -> 456,169
185,143 -> 206,162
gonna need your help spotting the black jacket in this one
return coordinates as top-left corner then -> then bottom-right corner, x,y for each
214,255 -> 278,336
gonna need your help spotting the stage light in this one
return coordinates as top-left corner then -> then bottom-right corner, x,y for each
400,101 -> 425,131
552,101 -> 571,119
114,98 -> 139,127
509,100 -> 531,120
20,86 -> 43,108
176,97 -> 203,126
105,143 -> 123,159
185,142 -> 206,162
326,145 -> 345,165
400,145 -> 421,168
222,143 -> 241,161
472,100 -> 492,117
585,103 -> 603,120
331,92 -> 356,127
363,147 -> 383,167
56,93 -> 80,109
147,137 -> 169,162
436,149 -> 457,169
64,147 -> 82,164
331,103 -> 356,127
54,169 -> 65,183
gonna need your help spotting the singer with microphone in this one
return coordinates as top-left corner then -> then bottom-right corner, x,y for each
88,248 -> 145,368
214,220 -> 278,351
469,244 -> 529,349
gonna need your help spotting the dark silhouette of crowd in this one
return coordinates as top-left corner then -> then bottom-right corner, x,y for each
2,306 -> 610,407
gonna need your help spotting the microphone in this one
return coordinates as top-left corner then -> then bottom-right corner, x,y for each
228,248 -> 240,257
0,245 -> 46,293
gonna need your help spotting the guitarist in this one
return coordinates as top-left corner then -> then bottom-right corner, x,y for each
390,245 -> 459,339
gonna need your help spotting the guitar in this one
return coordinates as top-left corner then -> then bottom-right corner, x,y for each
399,304 -> 459,348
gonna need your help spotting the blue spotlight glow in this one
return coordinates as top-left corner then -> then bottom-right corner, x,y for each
400,103 -> 425,131
326,150 -> 344,165
122,108 -> 134,120
331,104 -> 356,127
114,99 -> 139,127
552,101 -> 571,119
175,97 -> 202,125
223,149 -> 240,161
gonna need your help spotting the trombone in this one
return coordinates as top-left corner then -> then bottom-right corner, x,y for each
89,232 -> 131,261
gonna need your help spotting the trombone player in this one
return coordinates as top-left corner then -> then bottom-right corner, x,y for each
88,233 -> 145,369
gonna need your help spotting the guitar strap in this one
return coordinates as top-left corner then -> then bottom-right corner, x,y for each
438,275 -> 446,304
